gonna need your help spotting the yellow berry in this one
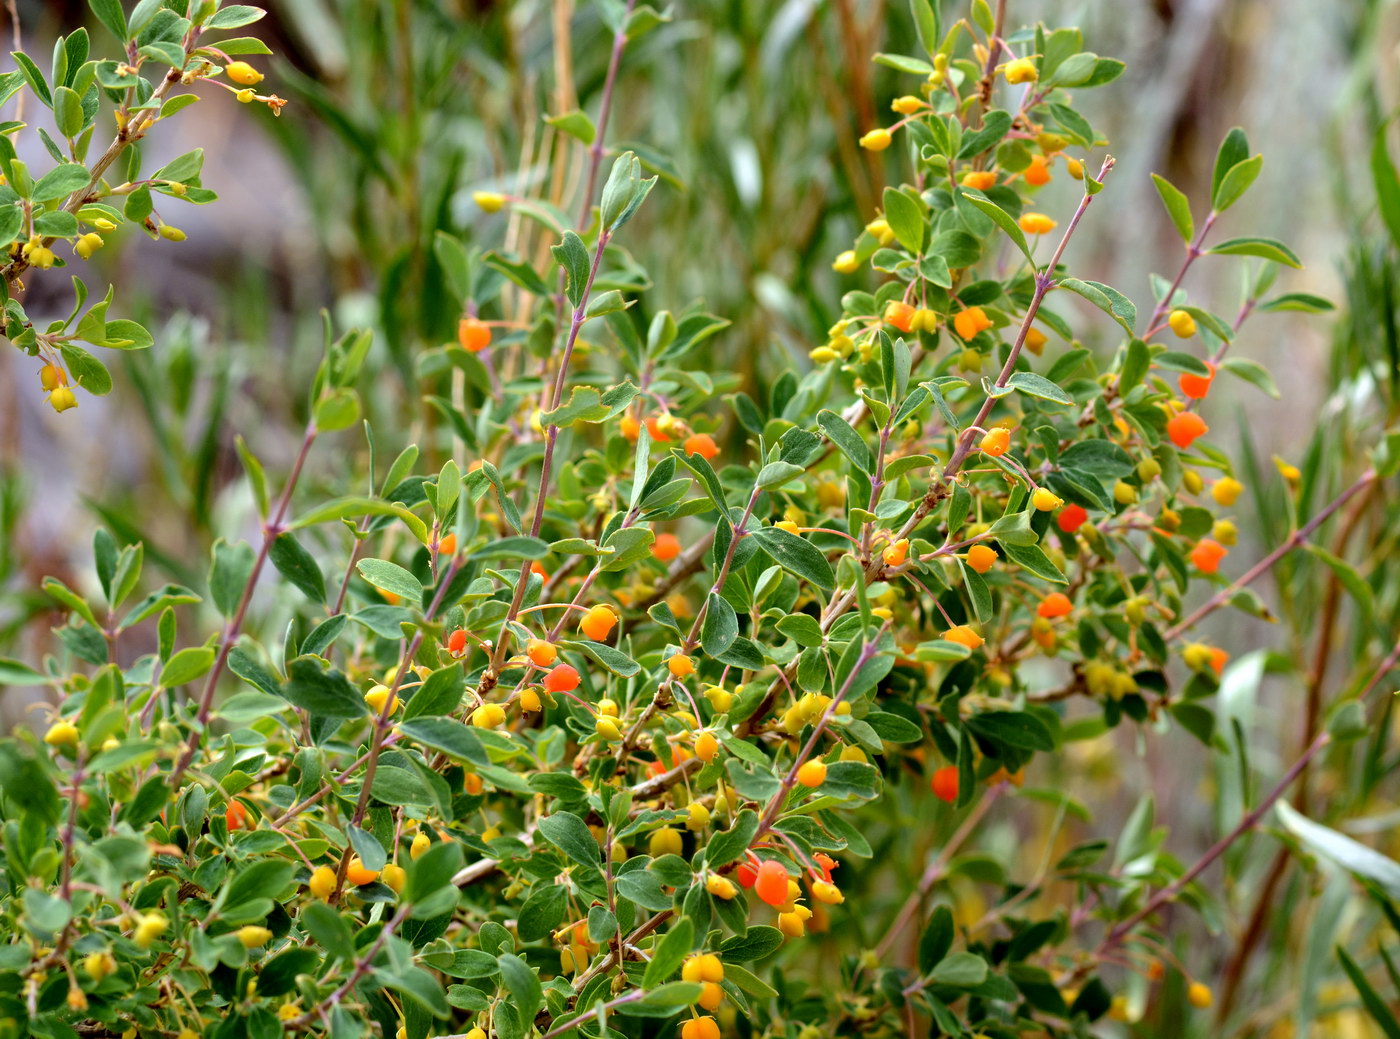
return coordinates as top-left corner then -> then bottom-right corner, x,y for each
236,925 -> 273,948
1168,309 -> 1197,338
1031,487 -> 1062,511
410,833 -> 431,860
796,759 -> 827,788
308,865 -> 336,900
159,225 -> 186,242
1003,57 -> 1038,84
43,720 -> 80,748
472,190 -> 505,212
381,863 -> 406,894
225,61 -> 264,85
859,128 -> 892,151
831,250 -> 858,274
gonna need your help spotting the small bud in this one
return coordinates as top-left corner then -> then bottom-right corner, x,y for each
858,128 -> 892,151
236,88 -> 255,103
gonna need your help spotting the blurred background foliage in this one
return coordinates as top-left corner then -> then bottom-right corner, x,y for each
2,0 -> 1400,1035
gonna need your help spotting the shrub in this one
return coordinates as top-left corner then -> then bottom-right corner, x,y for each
2,2 -> 1399,1039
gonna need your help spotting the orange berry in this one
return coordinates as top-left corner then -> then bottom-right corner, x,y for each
1179,362 -> 1217,400
884,300 -> 916,333
882,538 -> 909,567
532,561 -> 550,581
1024,327 -> 1048,355
1167,411 -> 1208,449
931,765 -> 959,803
979,427 -> 1011,456
698,981 -> 724,1010
953,305 -> 993,341
653,533 -> 682,563
1037,592 -> 1073,619
446,629 -> 468,655
1189,538 -> 1228,574
543,664 -> 580,693
1209,647 -> 1229,674
463,773 -> 484,795
796,759 -> 827,788
1018,212 -> 1057,235
644,415 -> 673,443
754,859 -> 789,906
620,414 -> 641,441
960,170 -> 997,191
579,605 -> 618,641
226,800 -> 249,831
681,1017 -> 720,1039
345,857 -> 379,886
695,731 -> 719,762
458,316 -> 491,352
942,625 -> 984,651
437,533 -> 457,556
965,544 -> 997,574
667,654 -> 695,678
526,639 -> 557,668
1056,505 -> 1088,533
683,433 -> 719,461
1023,154 -> 1052,186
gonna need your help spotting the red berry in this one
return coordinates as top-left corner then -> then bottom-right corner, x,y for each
543,664 -> 580,693
931,766 -> 959,804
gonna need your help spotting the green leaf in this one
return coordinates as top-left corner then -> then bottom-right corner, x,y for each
60,343 -> 112,396
1057,277 -> 1136,333
817,409 -> 873,474
642,916 -> 694,988
1220,357 -> 1280,398
755,460 -> 804,490
1337,946 -> 1400,1039
1258,292 -> 1333,314
552,230 -> 591,309
402,664 -> 464,721
1372,122 -> 1400,251
89,0 -> 128,41
1207,236 -> 1301,268
701,592 -> 738,657
31,162 -> 90,203
965,710 -> 1055,751
209,539 -> 254,617
497,953 -> 543,1022
1005,371 -> 1071,405
314,388 -> 361,432
160,646 -> 214,687
705,810 -> 759,868
749,526 -> 834,591
100,319 -> 154,350
1276,801 -> 1400,900
205,5 -> 266,29
544,108 -> 596,144
883,186 -> 925,253
53,86 -> 84,137
929,951 -> 988,987
281,656 -> 366,718
1212,153 -> 1262,212
517,883 -> 568,942
1151,173 -> 1193,241
0,657 -> 47,685
356,558 -> 423,603
268,533 -> 326,604
541,382 -> 638,426
537,811 -> 600,869
959,189 -> 1032,262
1210,127 -> 1250,202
